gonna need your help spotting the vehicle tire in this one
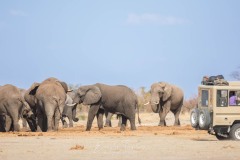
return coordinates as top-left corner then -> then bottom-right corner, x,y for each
229,124 -> 240,141
198,109 -> 211,130
190,108 -> 199,128
215,133 -> 229,140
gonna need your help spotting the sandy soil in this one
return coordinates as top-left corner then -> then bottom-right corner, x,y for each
0,113 -> 240,160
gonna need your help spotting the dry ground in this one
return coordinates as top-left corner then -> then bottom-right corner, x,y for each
0,112 -> 240,160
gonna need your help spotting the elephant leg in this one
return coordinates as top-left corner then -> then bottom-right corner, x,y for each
120,115 -> 127,131
96,109 -> 104,130
118,115 -> 122,127
158,110 -> 166,126
5,115 -> 13,131
104,112 -> 113,127
36,108 -> 44,132
68,114 -> 73,128
129,117 -> 136,130
86,104 -> 100,131
158,102 -> 171,126
61,116 -> 68,128
54,105 -> 64,131
0,115 -> 6,132
173,107 -> 181,126
12,116 -> 20,132
68,119 -> 73,127
46,113 -> 54,132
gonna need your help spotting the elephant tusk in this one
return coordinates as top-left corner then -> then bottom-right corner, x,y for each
144,102 -> 150,105
67,89 -> 73,92
153,102 -> 159,105
66,103 -> 77,107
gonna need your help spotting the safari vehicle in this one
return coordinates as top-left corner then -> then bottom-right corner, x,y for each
190,80 -> 240,140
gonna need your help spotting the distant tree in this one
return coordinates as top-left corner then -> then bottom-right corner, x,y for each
231,66 -> 240,80
182,95 -> 198,114
68,84 -> 81,90
136,87 -> 151,112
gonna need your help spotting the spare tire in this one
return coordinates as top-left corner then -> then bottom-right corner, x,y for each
229,123 -> 240,141
190,108 -> 199,128
198,109 -> 211,130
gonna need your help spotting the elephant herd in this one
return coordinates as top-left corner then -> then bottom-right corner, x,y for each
0,77 -> 184,132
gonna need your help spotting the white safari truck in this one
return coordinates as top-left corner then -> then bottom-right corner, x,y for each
190,81 -> 240,140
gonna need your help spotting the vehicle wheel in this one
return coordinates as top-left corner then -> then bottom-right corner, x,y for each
215,133 -> 229,140
198,109 -> 211,130
190,108 -> 199,128
229,124 -> 240,141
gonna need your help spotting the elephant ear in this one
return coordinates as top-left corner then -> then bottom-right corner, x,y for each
29,83 -> 40,95
159,82 -> 172,101
59,81 -> 68,93
83,86 -> 102,105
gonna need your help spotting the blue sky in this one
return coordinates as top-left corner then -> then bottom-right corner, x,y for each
0,1 -> 240,99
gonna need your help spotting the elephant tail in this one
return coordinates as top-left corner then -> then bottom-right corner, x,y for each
136,101 -> 141,125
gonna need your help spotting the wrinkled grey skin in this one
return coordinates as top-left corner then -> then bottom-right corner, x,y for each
0,85 -> 36,132
73,83 -> 141,131
62,94 -> 79,128
24,77 -> 68,132
150,82 -> 184,126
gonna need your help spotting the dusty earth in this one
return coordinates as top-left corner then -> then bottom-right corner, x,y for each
0,113 -> 240,160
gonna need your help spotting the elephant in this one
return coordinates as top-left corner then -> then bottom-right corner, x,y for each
73,83 -> 141,131
148,82 -> 184,126
0,84 -> 36,132
24,77 -> 69,132
62,93 -> 79,128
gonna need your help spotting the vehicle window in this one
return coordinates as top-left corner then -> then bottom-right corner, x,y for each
201,90 -> 209,107
217,90 -> 228,107
229,90 -> 240,106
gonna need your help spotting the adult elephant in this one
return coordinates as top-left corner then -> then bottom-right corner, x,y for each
0,84 -> 36,132
62,94 -> 79,128
73,83 -> 141,131
148,82 -> 184,126
24,77 -> 69,132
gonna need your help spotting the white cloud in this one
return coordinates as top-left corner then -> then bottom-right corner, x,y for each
9,9 -> 27,17
126,13 -> 188,26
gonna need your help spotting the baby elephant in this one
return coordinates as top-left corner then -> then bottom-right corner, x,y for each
73,83 -> 141,131
62,94 -> 79,128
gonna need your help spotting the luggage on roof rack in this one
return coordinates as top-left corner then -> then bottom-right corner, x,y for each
201,75 -> 229,86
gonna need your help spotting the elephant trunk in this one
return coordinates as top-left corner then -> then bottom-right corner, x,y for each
26,114 -> 37,132
72,105 -> 79,122
151,104 -> 159,113
150,95 -> 160,113
73,95 -> 81,104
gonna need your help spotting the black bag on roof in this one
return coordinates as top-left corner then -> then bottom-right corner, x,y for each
201,75 -> 228,86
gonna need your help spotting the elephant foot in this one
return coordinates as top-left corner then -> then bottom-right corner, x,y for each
130,126 -> 137,130
104,124 -> 111,127
174,123 -> 181,126
86,128 -> 91,131
131,128 -> 137,131
158,122 -> 166,127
